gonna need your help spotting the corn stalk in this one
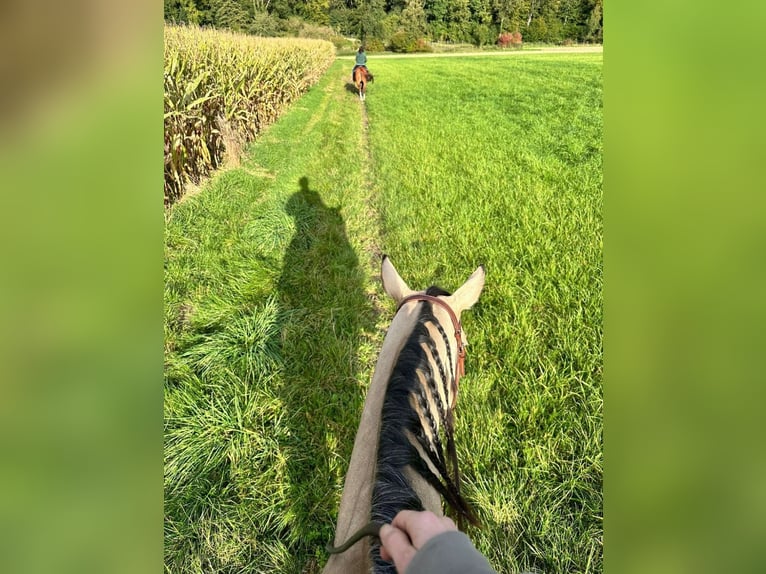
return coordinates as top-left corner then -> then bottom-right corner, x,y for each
164,25 -> 335,205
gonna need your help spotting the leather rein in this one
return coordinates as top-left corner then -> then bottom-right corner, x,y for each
396,293 -> 465,402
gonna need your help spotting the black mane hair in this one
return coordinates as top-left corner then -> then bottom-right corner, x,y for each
369,285 -> 478,572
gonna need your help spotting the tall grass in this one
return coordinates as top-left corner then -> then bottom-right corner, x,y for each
366,54 -> 602,573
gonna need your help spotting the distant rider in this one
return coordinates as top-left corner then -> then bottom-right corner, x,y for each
352,45 -> 368,82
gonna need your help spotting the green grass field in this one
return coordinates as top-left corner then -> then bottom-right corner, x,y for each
165,53 -> 602,573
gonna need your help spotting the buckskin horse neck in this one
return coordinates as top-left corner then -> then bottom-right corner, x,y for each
322,256 -> 485,574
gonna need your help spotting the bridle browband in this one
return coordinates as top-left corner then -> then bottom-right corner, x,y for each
396,293 -> 465,402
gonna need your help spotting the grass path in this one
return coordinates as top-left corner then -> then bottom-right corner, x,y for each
165,53 -> 602,574
165,61 -> 388,572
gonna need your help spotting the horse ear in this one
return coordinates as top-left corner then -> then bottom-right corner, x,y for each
448,265 -> 486,314
381,255 -> 415,304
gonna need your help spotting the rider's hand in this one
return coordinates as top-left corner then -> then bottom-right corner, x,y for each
379,510 -> 458,573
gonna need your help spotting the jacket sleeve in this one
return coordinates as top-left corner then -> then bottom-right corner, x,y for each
405,531 -> 497,574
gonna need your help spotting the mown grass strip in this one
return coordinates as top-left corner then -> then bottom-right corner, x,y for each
165,61 -> 385,573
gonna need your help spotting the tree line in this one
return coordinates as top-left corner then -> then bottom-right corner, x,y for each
164,0 -> 603,47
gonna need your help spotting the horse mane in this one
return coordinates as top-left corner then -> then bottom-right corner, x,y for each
369,286 -> 478,571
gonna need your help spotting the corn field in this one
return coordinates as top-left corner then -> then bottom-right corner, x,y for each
164,25 -> 335,205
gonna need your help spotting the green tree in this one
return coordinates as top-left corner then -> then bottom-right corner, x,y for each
556,0 -> 583,40
584,0 -> 602,42
302,0 -> 331,24
196,0 -> 216,25
424,0 -> 449,39
447,0 -> 471,24
270,0 -> 298,19
381,10 -> 402,39
214,0 -> 251,30
526,14 -> 548,40
470,0 -> 492,25
400,0 -> 428,37
165,0 -> 204,24
425,0 -> 448,22
357,0 -> 387,40
249,10 -> 285,35
491,0 -> 527,31
445,0 -> 471,40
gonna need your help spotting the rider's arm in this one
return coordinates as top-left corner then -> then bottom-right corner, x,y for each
379,511 -> 497,574
403,530 -> 497,574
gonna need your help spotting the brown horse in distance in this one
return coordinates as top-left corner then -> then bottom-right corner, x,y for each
353,66 -> 372,101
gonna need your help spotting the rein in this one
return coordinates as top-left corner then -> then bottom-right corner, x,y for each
397,294 -> 465,401
326,520 -> 384,555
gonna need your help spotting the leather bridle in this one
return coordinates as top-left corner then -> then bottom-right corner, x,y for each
396,293 -> 466,401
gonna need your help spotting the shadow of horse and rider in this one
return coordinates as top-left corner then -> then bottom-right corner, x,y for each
276,182 -> 499,572
276,177 -> 376,562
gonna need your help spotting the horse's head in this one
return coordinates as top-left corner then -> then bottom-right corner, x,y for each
382,255 -> 485,327
323,257 -> 485,574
